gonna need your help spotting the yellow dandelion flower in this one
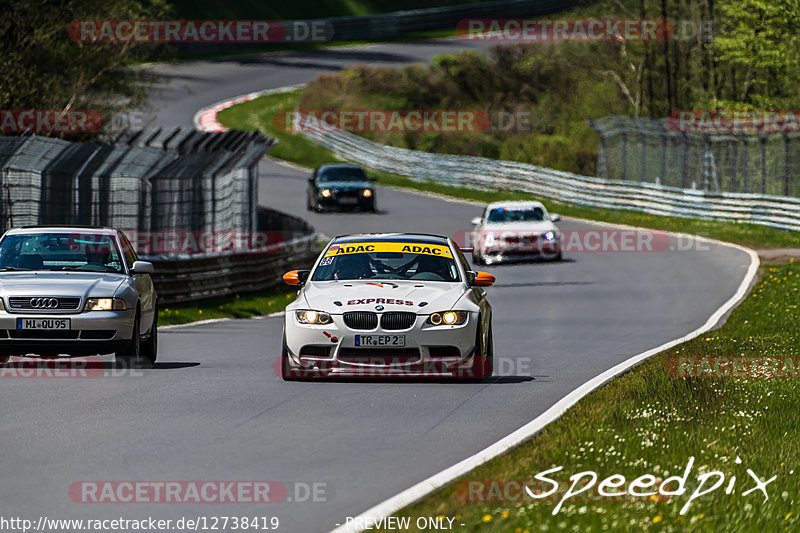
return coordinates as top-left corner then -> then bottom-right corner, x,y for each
653,516 -> 663,523
501,511 -> 509,518
482,514 -> 492,523
787,512 -> 792,520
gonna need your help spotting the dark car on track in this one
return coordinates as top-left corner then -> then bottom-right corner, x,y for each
306,164 -> 376,212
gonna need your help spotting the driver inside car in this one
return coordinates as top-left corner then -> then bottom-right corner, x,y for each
333,254 -> 372,280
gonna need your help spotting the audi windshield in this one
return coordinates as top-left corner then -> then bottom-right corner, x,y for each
0,233 -> 124,274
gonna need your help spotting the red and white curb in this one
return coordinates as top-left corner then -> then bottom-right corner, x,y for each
192,83 -> 306,132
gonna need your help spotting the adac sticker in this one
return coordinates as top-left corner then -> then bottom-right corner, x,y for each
324,242 -> 452,258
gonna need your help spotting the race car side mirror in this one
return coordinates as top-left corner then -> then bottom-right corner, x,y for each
283,270 -> 310,286
470,216 -> 482,226
551,213 -> 561,222
468,271 -> 495,287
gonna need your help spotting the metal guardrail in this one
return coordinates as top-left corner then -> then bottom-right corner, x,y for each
147,234 -> 321,306
301,123 -> 800,232
145,207 -> 321,305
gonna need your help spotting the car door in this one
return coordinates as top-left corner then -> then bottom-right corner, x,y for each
119,232 -> 156,333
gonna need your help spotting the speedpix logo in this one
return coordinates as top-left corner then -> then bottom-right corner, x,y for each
501,457 -> 775,515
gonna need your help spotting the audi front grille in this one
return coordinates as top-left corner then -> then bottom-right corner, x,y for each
8,297 -> 82,311
380,312 -> 416,330
343,311 -> 378,330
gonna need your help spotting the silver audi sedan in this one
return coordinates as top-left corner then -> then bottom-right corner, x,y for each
0,227 -> 158,367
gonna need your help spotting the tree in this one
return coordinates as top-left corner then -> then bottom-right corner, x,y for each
0,0 -> 171,140
712,0 -> 800,108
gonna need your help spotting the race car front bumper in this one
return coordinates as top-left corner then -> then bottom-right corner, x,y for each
284,311 -> 484,378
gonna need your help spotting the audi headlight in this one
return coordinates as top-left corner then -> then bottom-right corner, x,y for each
426,311 -> 468,326
361,189 -> 373,197
295,310 -> 333,325
320,189 -> 332,198
84,298 -> 127,311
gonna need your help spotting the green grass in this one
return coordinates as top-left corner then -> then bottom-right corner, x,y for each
158,288 -> 297,326
217,90 -> 800,250
370,260 -> 800,532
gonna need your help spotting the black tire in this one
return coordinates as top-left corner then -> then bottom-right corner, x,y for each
281,330 -> 303,381
116,312 -> 145,369
141,308 -> 158,364
484,324 -> 494,378
472,253 -> 484,266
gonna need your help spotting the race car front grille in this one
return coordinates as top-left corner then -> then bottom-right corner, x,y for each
343,311 -> 378,330
8,297 -> 81,310
380,312 -> 416,330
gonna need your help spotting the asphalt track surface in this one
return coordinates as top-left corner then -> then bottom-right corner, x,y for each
0,40 -> 754,533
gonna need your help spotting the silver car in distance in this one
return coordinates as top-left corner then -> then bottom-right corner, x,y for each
0,227 -> 158,367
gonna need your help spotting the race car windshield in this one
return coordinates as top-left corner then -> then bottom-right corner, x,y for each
312,243 -> 459,282
0,233 -> 124,273
318,167 -> 367,182
487,207 -> 545,223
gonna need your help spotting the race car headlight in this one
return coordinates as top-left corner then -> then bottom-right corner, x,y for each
295,310 -> 333,325
543,231 -> 558,241
361,189 -> 373,197
426,311 -> 468,326
84,298 -> 127,311
320,189 -> 332,198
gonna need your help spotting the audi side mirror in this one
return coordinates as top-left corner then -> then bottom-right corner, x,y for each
131,261 -> 154,274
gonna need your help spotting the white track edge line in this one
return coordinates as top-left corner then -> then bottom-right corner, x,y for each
328,238 -> 759,533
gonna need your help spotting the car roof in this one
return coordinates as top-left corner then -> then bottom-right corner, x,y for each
485,200 -> 546,210
332,233 -> 450,245
4,226 -> 118,236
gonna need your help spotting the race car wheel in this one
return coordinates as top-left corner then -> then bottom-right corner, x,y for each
281,330 -> 303,381
470,321 -> 493,380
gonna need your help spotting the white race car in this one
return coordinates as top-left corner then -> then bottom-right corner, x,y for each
280,233 -> 495,380
471,200 -> 563,265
